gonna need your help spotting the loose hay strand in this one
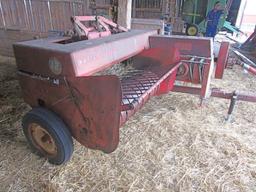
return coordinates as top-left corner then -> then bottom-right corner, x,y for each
0,52 -> 256,192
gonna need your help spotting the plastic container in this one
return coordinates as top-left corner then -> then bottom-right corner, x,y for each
164,24 -> 172,36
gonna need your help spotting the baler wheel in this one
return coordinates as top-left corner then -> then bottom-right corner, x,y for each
22,107 -> 74,165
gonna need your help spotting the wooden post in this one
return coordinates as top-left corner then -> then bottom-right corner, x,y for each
118,0 -> 132,29
162,0 -> 169,16
83,0 -> 91,15
132,0 -> 136,18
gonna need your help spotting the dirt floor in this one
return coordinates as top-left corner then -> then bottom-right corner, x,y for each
0,54 -> 256,192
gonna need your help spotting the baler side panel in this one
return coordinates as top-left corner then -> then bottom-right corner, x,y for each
18,74 -> 122,153
13,45 -> 76,77
215,42 -> 230,79
71,30 -> 157,77
69,76 -> 122,153
149,36 -> 212,57
149,35 -> 214,99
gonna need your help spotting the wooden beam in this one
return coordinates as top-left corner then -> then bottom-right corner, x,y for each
118,0 -> 132,29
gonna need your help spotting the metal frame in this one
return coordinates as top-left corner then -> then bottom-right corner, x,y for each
149,35 -> 215,100
13,16 -> 256,154
72,15 -> 128,39
215,42 -> 230,79
14,28 -> 184,153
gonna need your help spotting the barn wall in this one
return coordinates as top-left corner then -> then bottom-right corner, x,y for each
0,0 -> 91,32
0,29 -> 47,56
132,0 -> 164,19
132,0 -> 178,19
0,0 -> 179,56
0,0 -> 91,56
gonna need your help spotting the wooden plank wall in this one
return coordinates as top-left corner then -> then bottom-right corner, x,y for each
89,0 -> 118,22
132,0 -> 164,19
0,0 -> 91,56
0,29 -> 47,56
0,0 -> 90,31
91,0 -> 112,15
0,0 -> 178,56
132,0 -> 179,19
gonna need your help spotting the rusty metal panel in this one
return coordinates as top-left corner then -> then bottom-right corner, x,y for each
150,35 -> 213,57
14,29 -> 183,152
71,30 -> 157,76
18,73 -> 122,153
150,35 -> 215,99
13,30 -> 157,76
69,76 -> 121,152
215,42 -> 230,79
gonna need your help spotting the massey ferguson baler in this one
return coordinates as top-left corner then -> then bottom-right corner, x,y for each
13,16 -> 255,165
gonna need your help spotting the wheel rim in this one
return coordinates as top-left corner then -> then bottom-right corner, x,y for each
29,123 -> 57,156
188,26 -> 197,36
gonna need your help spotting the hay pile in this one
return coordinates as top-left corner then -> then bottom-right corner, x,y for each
0,55 -> 256,192
95,59 -> 137,77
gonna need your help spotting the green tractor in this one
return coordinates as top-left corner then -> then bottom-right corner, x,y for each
181,0 -> 240,36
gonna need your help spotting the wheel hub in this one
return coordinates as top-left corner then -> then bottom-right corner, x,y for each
29,123 -> 57,156
188,27 -> 197,36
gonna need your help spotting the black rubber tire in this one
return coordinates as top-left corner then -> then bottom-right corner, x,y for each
22,107 -> 74,165
186,24 -> 199,36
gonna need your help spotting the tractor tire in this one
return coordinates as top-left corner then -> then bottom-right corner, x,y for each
22,107 -> 74,165
186,24 -> 199,36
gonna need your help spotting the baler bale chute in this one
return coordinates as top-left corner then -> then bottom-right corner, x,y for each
13,16 -> 256,165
